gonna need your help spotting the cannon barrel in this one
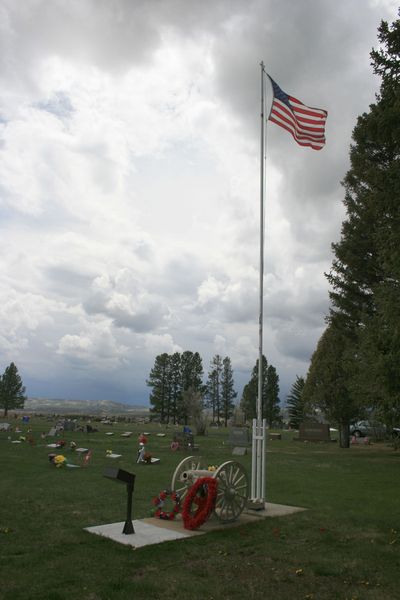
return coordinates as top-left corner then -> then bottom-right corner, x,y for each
180,469 -> 212,481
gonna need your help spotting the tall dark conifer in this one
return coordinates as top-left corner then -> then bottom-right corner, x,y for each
240,356 -> 280,426
146,353 -> 170,423
325,13 -> 400,424
205,355 -> 223,424
221,356 -> 237,426
0,362 -> 26,416
286,375 -> 306,429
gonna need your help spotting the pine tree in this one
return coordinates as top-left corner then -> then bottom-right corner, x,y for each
303,324 -> 361,448
0,362 -> 26,416
240,355 -> 280,425
168,352 -> 182,424
326,13 -> 400,424
265,365 -> 280,427
221,356 -> 237,427
286,376 -> 306,429
205,355 -> 223,424
178,351 -> 204,424
146,353 -> 170,423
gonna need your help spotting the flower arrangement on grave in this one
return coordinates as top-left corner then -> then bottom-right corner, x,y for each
182,477 -> 218,530
19,436 -> 26,442
70,441 -> 77,450
106,449 -> 113,456
138,434 -> 148,445
152,489 -> 181,520
207,465 -> 217,472
56,440 -> 66,448
53,454 -> 67,468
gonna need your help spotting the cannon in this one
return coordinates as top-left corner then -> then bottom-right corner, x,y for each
171,456 -> 249,523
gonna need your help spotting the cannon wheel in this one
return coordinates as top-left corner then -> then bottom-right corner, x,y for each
171,455 -> 202,503
213,460 -> 249,523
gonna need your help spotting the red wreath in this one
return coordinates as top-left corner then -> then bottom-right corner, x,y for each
182,476 -> 218,530
152,489 -> 181,520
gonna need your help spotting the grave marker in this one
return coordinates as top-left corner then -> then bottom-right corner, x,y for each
229,427 -> 250,455
298,421 -> 331,442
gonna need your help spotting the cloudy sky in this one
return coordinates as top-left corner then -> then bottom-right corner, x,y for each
0,0 -> 397,406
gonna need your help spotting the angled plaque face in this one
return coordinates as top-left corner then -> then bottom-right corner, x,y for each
103,467 -> 136,487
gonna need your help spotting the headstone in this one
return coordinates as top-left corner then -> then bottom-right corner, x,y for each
232,446 -> 247,456
173,432 -> 198,450
298,421 -> 331,442
0,423 -> 11,431
228,427 -> 250,447
47,428 -> 57,437
62,420 -> 76,432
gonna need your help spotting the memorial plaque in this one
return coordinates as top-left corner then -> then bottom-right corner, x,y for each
228,427 -> 250,447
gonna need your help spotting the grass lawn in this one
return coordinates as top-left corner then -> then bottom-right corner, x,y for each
1,417 -> 399,600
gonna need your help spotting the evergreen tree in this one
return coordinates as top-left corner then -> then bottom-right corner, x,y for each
303,324 -> 361,448
146,353 -> 170,423
178,351 -> 204,424
205,354 -> 223,424
326,13 -> 400,424
221,356 -> 237,427
0,362 -> 26,416
240,356 -> 280,426
265,364 -> 280,428
240,378 -> 257,423
286,376 -> 306,429
168,352 -> 182,424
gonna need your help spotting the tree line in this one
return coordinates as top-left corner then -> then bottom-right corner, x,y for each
147,351 -> 237,426
292,14 -> 400,447
147,351 -> 281,427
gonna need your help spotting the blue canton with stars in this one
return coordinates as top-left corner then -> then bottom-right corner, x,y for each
269,76 -> 291,109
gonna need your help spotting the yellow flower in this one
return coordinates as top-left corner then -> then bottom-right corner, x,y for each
54,455 -> 66,467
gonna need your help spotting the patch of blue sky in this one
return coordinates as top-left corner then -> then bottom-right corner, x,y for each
36,91 -> 75,119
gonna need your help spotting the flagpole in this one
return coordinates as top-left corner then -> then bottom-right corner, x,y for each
258,62 -> 265,433
250,61 -> 267,509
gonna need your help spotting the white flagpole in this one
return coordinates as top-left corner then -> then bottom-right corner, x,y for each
250,61 -> 267,509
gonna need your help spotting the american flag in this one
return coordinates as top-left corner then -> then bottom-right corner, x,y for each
267,75 -> 327,150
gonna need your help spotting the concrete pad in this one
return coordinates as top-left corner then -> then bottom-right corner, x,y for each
85,502 -> 306,549
245,502 -> 307,518
85,520 -> 191,548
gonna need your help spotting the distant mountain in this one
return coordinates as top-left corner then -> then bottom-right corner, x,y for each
24,397 -> 149,416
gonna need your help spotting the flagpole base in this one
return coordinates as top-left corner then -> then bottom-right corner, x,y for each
247,499 -> 265,511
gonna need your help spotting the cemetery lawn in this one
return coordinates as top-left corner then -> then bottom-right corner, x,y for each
1,418 -> 399,600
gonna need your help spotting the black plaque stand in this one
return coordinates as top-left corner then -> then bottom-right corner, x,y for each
122,482 -> 135,534
103,468 -> 136,535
